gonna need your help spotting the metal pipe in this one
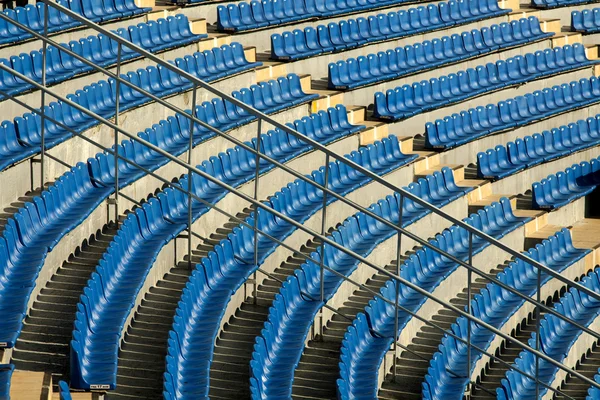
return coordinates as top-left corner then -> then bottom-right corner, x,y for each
252,119 -> 262,304
2,74 -> 597,346
0,29 -> 596,390
113,43 -> 122,227
187,85 -> 198,269
39,0 -> 49,190
12,0 -> 583,295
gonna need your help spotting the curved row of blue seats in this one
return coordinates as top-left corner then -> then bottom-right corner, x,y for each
374,44 -> 595,120
0,0 -> 151,46
336,198 -> 530,399
572,9 -> 600,33
426,76 -> 600,150
219,0 -> 419,32
477,115 -> 600,180
271,0 -> 508,61
70,102 -> 360,390
250,167 -> 473,399
0,364 -> 13,400
0,43 -> 260,172
497,265 -> 600,399
422,229 -> 589,399
0,73 -> 309,349
532,0 -> 595,9
223,0 -> 505,34
532,157 -> 600,209
58,381 -> 72,400
163,135 -> 416,400
329,17 -> 549,90
0,14 -> 204,99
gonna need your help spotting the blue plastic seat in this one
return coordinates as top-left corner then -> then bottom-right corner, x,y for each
0,364 -> 14,400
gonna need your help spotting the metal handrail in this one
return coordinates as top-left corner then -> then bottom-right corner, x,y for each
2,3 -> 599,393
4,59 -> 600,349
2,5 -> 600,316
29,0 -> 600,308
2,63 -> 599,394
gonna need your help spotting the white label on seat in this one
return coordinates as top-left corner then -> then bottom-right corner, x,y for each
0,343 -> 6,347
90,384 -> 111,390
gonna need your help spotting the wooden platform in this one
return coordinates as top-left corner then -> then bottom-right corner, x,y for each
570,219 -> 600,250
10,370 -> 50,400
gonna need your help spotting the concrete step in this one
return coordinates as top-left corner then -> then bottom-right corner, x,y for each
12,225 -> 119,380
110,246 -> 196,398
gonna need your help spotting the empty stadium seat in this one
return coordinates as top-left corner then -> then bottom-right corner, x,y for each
0,0 -> 151,46
425,76 -> 600,149
0,43 -> 260,171
70,103 -> 363,390
163,135 -> 417,399
336,198 -> 530,400
374,44 -> 596,120
0,14 -> 204,98
271,0 -> 509,60
250,168 -> 476,399
328,17 -> 551,90
0,364 -> 13,400
571,9 -> 600,33
532,157 -> 600,209
421,229 -> 589,399
477,116 -> 600,179
497,266 -> 600,399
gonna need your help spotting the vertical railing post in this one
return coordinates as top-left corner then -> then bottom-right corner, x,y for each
187,85 -> 198,269
466,231 -> 473,393
535,265 -> 542,398
112,43 -> 122,227
39,0 -> 49,190
318,153 -> 330,338
251,118 -> 262,304
393,194 -> 404,382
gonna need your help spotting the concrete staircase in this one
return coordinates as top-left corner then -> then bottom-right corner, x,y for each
11,223 -> 119,387
376,263 -> 506,400
208,235 -> 324,398
291,260 -> 401,399
469,311 -> 548,399
108,206 -> 255,399
552,342 -> 600,400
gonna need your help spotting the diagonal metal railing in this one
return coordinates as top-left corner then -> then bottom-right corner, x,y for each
1,70 -> 593,400
3,73 -> 588,400
1,0 -> 600,395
